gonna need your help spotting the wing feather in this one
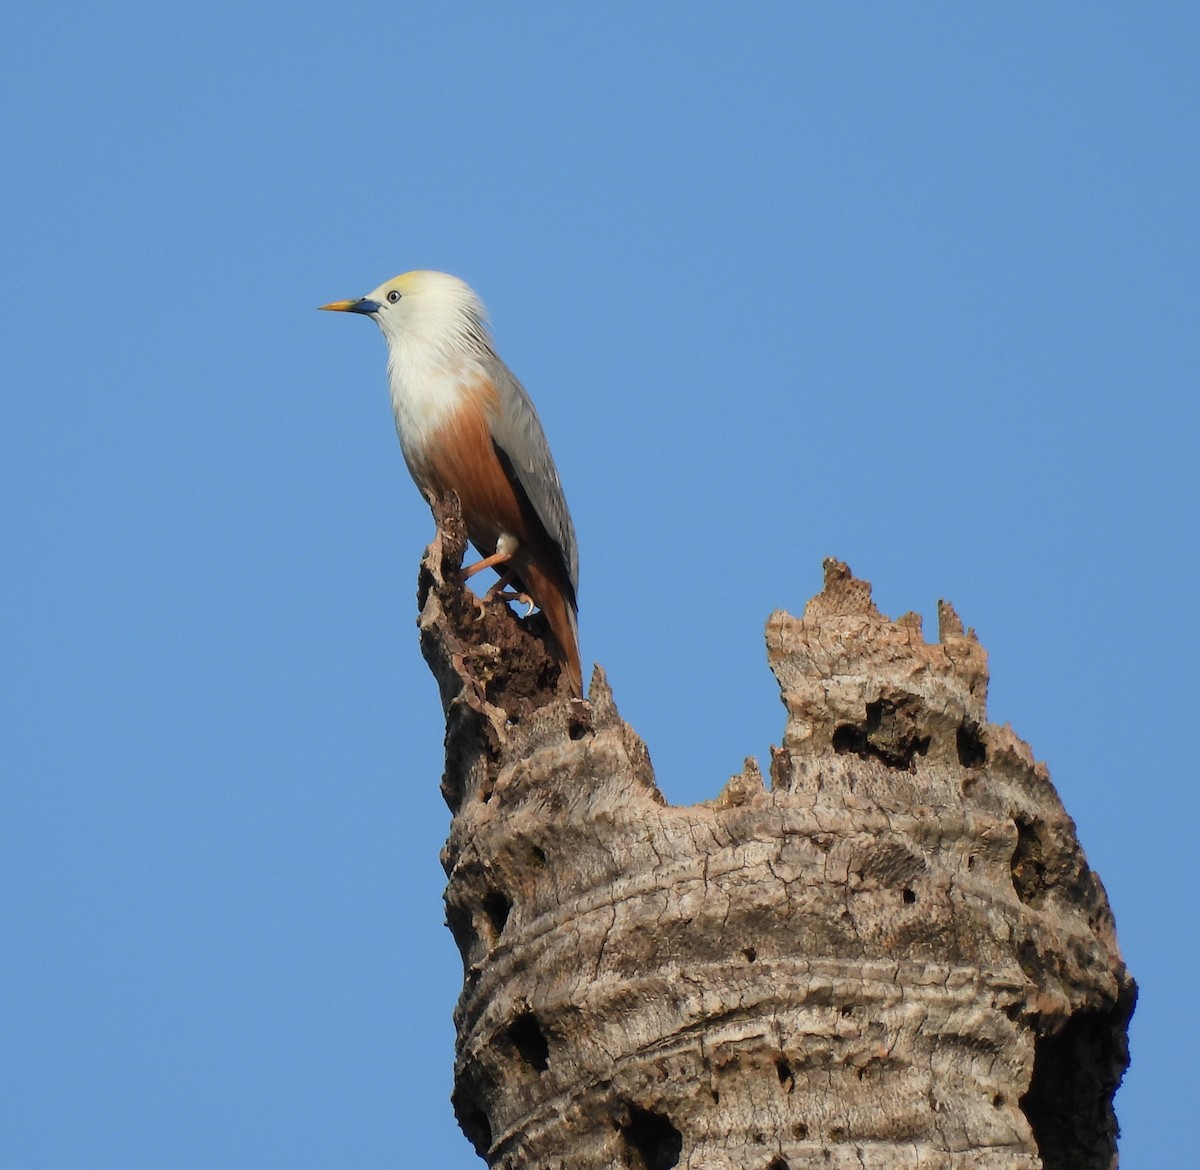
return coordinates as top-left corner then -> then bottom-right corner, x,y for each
483,356 -> 579,604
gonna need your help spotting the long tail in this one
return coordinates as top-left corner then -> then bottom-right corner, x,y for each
518,558 -> 583,697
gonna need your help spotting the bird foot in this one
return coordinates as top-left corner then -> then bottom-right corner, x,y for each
487,587 -> 536,617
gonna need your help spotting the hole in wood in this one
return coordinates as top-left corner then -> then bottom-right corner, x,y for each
1019,1001 -> 1133,1170
776,1057 -> 794,1093
616,1103 -> 682,1170
444,901 -> 478,965
1011,815 -> 1048,904
831,723 -> 867,756
956,720 -> 986,767
452,1087 -> 493,1160
483,888 -> 511,940
831,698 -> 930,769
505,1010 -> 549,1072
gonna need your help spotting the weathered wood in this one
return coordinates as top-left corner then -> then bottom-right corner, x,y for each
419,498 -> 1133,1170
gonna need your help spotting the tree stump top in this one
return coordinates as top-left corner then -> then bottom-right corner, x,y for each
417,502 -> 1133,1170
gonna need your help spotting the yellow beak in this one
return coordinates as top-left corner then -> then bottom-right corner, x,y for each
318,296 -> 382,315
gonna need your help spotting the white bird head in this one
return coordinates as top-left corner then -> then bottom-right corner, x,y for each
320,270 -> 491,359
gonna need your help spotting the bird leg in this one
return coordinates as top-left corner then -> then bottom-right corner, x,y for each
460,548 -> 513,581
452,551 -> 510,621
481,565 -> 536,616
460,537 -> 532,611
461,532 -> 520,582
483,565 -> 516,596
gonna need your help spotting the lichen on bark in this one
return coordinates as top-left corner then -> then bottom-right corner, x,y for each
418,496 -> 1134,1170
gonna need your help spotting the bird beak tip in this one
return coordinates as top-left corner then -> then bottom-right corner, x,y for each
318,300 -> 357,313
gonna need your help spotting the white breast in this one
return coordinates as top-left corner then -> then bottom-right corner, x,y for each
385,340 -> 487,465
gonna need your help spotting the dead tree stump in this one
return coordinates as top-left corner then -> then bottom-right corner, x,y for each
418,499 -> 1134,1170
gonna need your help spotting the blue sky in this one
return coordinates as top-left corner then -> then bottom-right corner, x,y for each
3,4 -> 1196,1165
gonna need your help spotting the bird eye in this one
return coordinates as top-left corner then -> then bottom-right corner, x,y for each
387,290 -> 402,304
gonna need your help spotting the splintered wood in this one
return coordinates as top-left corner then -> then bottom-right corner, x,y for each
418,522 -> 1132,1170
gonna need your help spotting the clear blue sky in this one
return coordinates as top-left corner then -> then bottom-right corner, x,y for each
3,4 -> 1196,1165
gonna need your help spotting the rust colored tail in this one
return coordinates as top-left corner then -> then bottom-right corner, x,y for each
519,557 -> 582,697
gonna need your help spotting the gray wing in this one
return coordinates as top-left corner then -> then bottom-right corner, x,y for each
484,354 -> 579,602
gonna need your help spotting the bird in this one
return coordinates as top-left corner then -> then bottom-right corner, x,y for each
320,271 -> 582,696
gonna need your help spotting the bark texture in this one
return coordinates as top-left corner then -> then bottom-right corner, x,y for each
419,498 -> 1134,1170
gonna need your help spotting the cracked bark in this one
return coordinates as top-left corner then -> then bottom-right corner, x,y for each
420,496 -> 1134,1170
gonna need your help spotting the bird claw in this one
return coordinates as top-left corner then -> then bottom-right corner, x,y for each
462,588 -> 488,619
487,588 -> 536,617
480,567 -> 535,616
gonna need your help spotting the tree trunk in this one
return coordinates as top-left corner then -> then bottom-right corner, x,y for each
418,497 -> 1134,1170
